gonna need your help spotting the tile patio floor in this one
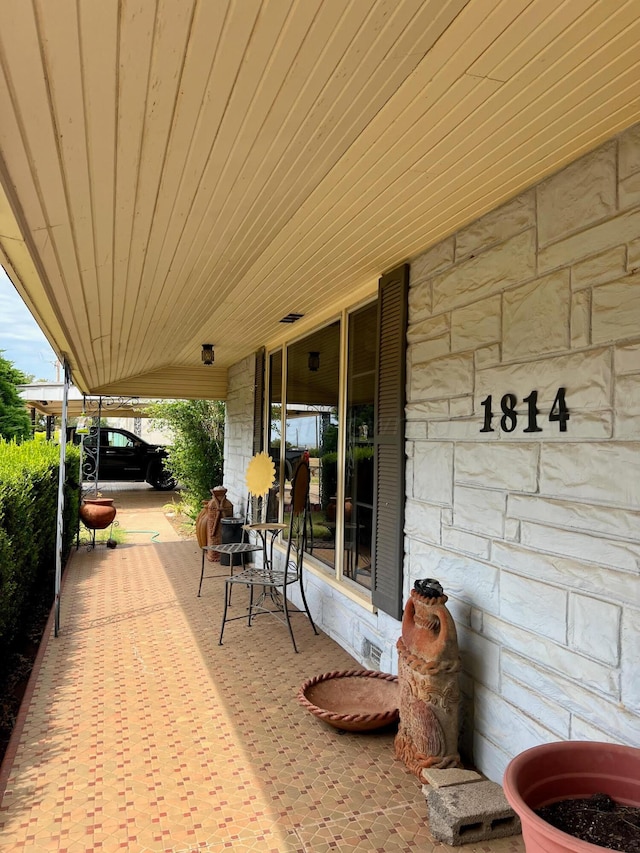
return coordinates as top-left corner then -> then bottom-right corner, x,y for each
0,485 -> 525,852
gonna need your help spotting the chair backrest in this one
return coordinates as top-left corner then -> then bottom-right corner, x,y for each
285,459 -> 310,575
290,458 -> 310,515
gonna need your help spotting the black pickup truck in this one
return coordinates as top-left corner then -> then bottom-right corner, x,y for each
68,426 -> 176,490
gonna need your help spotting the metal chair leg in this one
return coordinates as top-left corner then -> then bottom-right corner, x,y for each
281,592 -> 298,653
218,578 -> 231,645
298,579 -> 319,636
197,548 -> 205,597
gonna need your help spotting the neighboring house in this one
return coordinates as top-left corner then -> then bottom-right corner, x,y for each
223,126 -> 640,782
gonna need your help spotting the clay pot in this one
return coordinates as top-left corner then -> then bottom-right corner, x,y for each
503,741 -> 640,852
195,501 -> 208,548
326,497 -> 352,523
80,497 -> 117,530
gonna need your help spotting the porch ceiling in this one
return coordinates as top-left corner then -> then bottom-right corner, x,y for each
1,1 -> 640,400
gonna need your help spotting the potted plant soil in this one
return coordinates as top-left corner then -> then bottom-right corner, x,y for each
503,741 -> 640,852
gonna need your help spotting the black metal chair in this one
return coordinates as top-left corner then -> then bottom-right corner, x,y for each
218,459 -> 319,653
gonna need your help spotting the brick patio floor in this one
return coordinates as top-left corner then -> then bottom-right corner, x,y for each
0,485 -> 525,852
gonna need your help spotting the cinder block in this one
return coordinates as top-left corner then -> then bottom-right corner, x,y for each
421,767 -> 483,788
426,780 -> 521,846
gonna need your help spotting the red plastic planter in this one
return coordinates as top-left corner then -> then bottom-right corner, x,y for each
503,741 -> 640,852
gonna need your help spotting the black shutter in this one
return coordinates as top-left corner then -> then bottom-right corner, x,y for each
371,264 -> 409,620
253,348 -> 265,455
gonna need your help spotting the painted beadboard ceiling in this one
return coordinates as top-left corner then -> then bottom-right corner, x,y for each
1,0 -> 639,399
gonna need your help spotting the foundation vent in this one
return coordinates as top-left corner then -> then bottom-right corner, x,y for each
362,638 -> 383,668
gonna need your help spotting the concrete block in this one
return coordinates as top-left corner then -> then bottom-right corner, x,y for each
421,767 -> 482,788
426,780 -> 521,846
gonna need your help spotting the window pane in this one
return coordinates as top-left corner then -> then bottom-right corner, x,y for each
267,350 -> 282,521
286,321 -> 340,570
346,303 -> 377,588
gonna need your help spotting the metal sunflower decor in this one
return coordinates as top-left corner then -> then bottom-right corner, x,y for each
245,451 -> 276,496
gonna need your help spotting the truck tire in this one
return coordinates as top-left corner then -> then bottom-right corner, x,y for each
147,464 -> 177,491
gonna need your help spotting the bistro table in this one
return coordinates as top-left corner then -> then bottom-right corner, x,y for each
243,521 -> 287,569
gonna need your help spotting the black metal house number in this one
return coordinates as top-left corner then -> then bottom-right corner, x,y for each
480,388 -> 569,433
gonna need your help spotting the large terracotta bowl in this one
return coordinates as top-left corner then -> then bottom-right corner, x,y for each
298,669 -> 399,732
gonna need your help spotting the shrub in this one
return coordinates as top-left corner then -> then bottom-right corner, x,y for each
0,439 -> 80,674
147,399 -> 224,515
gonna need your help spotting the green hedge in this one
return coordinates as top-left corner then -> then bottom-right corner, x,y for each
0,440 -> 80,665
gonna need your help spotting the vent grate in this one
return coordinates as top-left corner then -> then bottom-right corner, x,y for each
362,638 -> 383,668
279,312 -> 304,323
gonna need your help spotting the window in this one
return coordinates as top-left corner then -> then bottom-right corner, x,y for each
345,303 -> 377,589
263,265 -> 408,616
286,321 -> 340,571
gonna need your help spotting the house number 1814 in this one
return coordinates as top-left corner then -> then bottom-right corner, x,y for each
480,388 -> 569,433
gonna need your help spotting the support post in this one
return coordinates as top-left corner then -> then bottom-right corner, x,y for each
54,359 -> 71,637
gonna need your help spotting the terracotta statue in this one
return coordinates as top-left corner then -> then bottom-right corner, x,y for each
206,487 -> 233,562
395,579 -> 462,778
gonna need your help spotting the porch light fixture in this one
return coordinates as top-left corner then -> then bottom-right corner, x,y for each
201,344 -> 215,365
308,351 -> 320,372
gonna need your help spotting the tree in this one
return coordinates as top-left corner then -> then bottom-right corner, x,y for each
146,399 -> 225,514
0,353 -> 31,441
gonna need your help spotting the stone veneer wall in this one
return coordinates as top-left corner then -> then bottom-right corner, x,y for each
406,123 -> 640,782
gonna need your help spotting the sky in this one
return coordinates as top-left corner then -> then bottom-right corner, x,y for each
0,267 -> 59,382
